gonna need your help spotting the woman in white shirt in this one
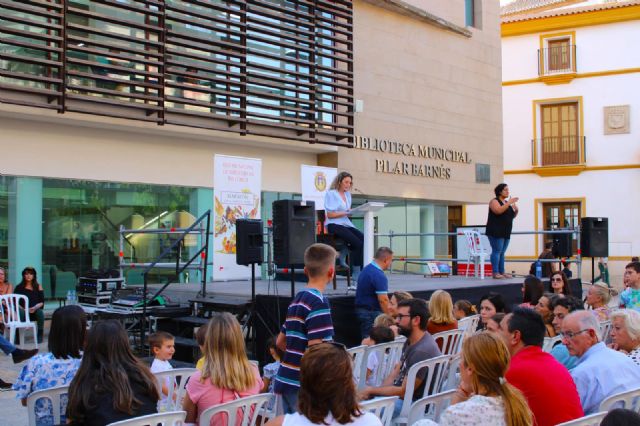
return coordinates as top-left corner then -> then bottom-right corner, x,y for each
266,343 -> 381,426
415,333 -> 532,426
324,172 -> 364,273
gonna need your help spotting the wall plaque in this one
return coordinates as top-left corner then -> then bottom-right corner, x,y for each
604,105 -> 630,135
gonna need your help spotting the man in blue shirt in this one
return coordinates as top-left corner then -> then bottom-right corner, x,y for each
562,310 -> 640,414
355,246 -> 393,339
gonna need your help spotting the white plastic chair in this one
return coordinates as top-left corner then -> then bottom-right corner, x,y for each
407,389 -> 457,425
392,355 -> 450,426
359,396 -> 398,426
598,320 -> 612,342
442,353 -> 461,391
0,294 -> 38,348
359,340 -> 405,388
599,386 -> 640,412
107,410 -> 186,426
556,411 -> 608,426
199,393 -> 273,426
153,368 -> 197,411
27,384 -> 69,426
457,315 -> 480,338
462,230 -> 489,279
542,335 -> 562,353
431,329 -> 464,356
347,345 -> 367,388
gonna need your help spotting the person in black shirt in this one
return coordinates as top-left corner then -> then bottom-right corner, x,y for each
485,183 -> 519,279
13,266 -> 45,343
66,320 -> 159,426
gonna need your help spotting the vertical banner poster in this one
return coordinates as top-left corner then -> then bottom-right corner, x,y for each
213,155 -> 262,280
301,165 -> 337,211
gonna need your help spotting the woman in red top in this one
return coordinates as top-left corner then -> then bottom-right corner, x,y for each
427,290 -> 458,350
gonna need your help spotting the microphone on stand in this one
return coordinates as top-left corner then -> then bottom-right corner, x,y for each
351,187 -> 368,204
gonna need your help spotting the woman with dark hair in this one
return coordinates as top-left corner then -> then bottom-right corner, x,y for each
66,320 -> 158,426
13,305 -> 86,426
266,343 -> 382,426
324,171 -> 364,275
521,276 -> 544,309
477,293 -> 506,331
549,271 -> 572,296
485,183 -> 518,279
14,266 -> 45,343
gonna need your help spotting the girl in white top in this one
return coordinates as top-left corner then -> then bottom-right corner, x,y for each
414,333 -> 532,426
266,343 -> 382,426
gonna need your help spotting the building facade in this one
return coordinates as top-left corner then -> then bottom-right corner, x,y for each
0,0 -> 501,293
467,0 -> 640,285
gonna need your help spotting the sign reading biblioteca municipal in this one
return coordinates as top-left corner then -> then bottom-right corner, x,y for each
354,136 -> 472,180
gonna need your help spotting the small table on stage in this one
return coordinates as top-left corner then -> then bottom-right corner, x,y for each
349,201 -> 387,264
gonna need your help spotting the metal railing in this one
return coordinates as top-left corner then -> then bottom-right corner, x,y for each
531,136 -> 586,166
538,45 -> 577,76
375,228 -> 582,277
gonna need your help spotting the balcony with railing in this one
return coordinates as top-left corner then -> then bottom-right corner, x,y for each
0,0 -> 354,147
530,135 -> 587,176
537,44 -> 577,84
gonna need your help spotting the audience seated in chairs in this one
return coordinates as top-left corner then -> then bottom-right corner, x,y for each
13,266 -> 45,344
498,307 -> 584,426
427,291 -> 458,341
66,320 -> 159,426
550,296 -> 583,370
561,311 -> 640,414
183,312 -> 263,425
453,300 -> 477,320
358,298 -> 441,418
413,333 -> 532,426
609,309 -> 640,366
585,283 -> 614,322
266,342 -> 382,426
534,293 -> 557,338
14,305 -> 86,426
477,293 -> 506,332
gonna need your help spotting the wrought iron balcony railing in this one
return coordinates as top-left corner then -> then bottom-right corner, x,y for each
538,44 -> 577,76
531,136 -> 586,167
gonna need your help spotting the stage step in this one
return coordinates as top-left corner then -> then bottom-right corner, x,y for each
173,316 -> 210,326
173,336 -> 198,348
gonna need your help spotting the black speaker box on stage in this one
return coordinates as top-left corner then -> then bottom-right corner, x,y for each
552,232 -> 573,258
581,217 -> 608,257
273,200 -> 316,267
236,219 -> 264,265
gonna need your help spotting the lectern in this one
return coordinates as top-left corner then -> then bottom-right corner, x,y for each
349,201 -> 387,264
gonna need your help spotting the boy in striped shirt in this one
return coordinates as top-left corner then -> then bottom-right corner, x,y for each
274,243 -> 336,414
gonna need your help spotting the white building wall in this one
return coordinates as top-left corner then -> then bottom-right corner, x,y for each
468,17 -> 640,285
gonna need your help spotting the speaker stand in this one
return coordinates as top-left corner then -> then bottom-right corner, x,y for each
591,258 -> 595,285
246,263 -> 270,359
290,267 -> 295,298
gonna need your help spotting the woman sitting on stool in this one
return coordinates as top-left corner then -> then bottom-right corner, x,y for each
324,171 -> 364,278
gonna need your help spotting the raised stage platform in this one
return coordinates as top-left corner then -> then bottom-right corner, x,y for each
150,273 -> 583,364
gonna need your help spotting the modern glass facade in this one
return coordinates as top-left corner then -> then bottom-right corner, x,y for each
0,175 -> 450,298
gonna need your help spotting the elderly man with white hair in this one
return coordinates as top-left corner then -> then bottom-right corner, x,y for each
562,310 -> 640,414
610,309 -> 640,366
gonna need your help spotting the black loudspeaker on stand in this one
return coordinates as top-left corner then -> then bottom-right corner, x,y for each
235,219 -> 265,358
552,232 -> 573,258
272,199 -> 316,296
581,217 -> 609,285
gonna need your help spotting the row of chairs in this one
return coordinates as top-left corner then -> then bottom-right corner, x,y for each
542,319 -> 613,353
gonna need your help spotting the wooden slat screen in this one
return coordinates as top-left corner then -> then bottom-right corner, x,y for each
0,0 -> 354,146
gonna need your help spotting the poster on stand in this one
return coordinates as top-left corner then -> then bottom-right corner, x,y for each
213,155 -> 262,280
301,165 -> 337,211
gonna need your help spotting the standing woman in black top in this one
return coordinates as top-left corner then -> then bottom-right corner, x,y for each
14,266 -> 45,343
485,183 -> 519,279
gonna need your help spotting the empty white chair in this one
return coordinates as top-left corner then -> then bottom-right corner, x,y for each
359,340 -> 405,388
347,345 -> 367,388
27,385 -> 70,426
199,393 -> 273,426
407,389 -> 457,425
462,230 -> 489,279
359,396 -> 398,426
392,355 -> 450,426
107,411 -> 186,426
0,294 -> 38,347
556,411 -> 608,426
153,368 -> 198,412
431,329 -> 464,356
599,386 -> 640,412
457,315 -> 480,338
542,335 -> 562,353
